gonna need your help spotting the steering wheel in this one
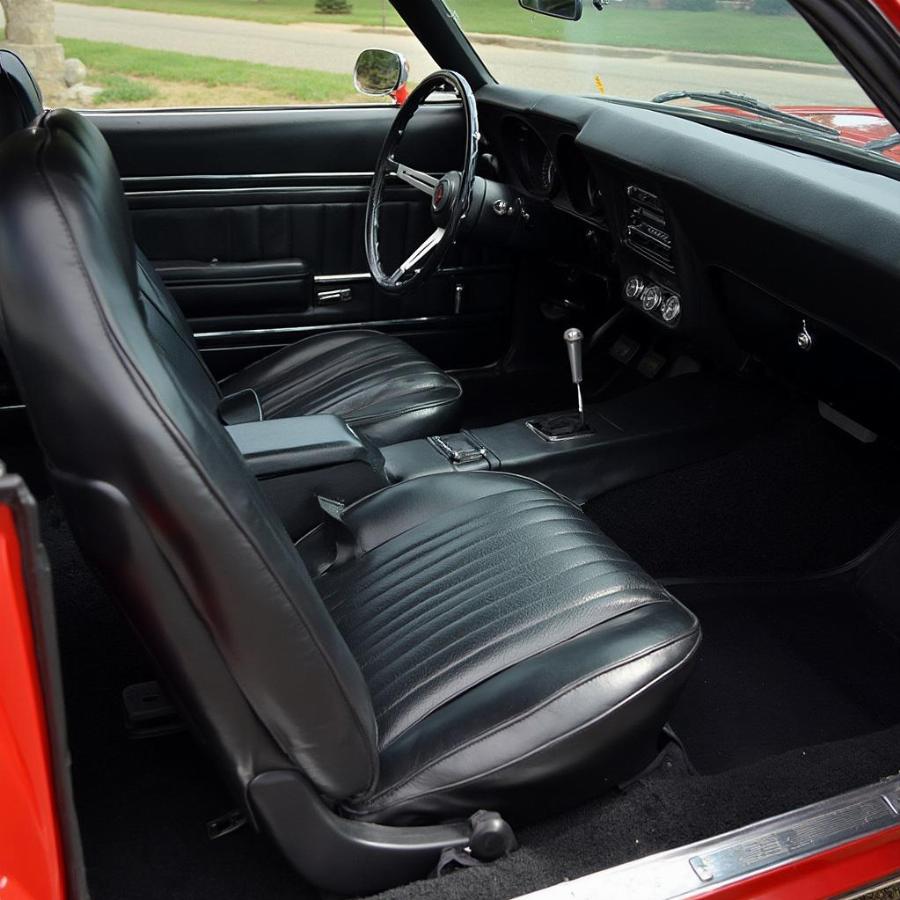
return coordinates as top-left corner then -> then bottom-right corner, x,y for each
365,70 -> 479,294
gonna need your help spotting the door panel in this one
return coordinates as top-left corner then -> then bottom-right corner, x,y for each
89,104 -> 514,377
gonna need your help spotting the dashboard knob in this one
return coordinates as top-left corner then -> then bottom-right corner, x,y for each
662,294 -> 681,323
624,275 -> 644,299
641,284 -> 663,311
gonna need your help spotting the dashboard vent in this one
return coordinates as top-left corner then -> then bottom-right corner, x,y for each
625,185 -> 674,271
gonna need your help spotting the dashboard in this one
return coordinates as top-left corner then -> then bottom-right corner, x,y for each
475,85 -> 900,437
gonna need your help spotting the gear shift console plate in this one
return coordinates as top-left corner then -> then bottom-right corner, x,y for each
526,414 -> 593,442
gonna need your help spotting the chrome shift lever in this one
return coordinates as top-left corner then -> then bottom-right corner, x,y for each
564,328 -> 584,426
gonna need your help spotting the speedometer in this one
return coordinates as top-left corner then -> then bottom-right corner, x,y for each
540,150 -> 558,195
503,118 -> 557,197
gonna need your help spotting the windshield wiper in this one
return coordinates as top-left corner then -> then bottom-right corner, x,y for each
652,89 -> 841,138
864,133 -> 900,153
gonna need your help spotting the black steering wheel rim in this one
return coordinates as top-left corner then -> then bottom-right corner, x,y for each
364,70 -> 479,294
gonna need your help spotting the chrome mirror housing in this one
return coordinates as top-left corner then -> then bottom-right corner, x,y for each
353,48 -> 409,97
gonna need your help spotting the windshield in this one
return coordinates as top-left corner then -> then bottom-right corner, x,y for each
443,0 -> 899,167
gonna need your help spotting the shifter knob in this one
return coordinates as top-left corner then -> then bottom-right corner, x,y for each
564,328 -> 583,385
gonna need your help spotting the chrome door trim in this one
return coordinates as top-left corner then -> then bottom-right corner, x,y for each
194,315 -> 451,340
314,273 -> 371,284
122,172 -> 375,185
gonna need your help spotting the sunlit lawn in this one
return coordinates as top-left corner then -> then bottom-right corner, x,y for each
61,37 -> 378,105
69,0 -> 834,63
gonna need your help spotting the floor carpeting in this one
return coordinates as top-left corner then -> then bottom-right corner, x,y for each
667,578 -> 900,774
585,412 -> 900,578
379,723 -> 900,900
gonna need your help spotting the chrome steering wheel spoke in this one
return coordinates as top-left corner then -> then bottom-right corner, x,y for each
388,227 -> 446,285
387,158 -> 441,197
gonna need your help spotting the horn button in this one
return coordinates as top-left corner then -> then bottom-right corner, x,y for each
431,171 -> 460,227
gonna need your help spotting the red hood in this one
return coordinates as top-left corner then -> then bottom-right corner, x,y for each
701,104 -> 900,162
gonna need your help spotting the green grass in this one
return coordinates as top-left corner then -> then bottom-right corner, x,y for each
455,4 -> 835,64
68,0 -> 836,64
60,37 -> 367,102
94,73 -> 160,103
71,0 -> 405,27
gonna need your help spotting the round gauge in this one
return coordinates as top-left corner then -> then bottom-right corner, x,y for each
641,284 -> 663,311
662,294 -> 682,323
503,118 -> 555,197
540,150 -> 557,195
624,275 -> 644,299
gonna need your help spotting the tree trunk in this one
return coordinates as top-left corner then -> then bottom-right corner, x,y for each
1,0 -> 66,101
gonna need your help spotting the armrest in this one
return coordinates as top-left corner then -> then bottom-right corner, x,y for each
155,259 -> 311,284
154,258 -> 312,316
227,415 -> 376,478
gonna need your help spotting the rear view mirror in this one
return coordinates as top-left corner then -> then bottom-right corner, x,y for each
518,0 -> 583,20
353,49 -> 409,97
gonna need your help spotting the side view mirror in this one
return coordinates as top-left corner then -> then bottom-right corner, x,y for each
518,0 -> 583,20
353,49 -> 410,103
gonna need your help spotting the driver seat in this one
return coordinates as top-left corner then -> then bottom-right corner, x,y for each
0,50 -> 462,446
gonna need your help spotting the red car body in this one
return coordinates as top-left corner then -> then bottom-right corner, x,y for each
702,105 -> 900,162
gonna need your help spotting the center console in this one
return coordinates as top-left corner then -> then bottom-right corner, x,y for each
228,378 -> 776,542
381,373 -> 767,505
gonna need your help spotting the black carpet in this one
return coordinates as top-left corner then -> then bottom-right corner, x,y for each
667,578 -> 900,774
585,412 -> 900,578
379,724 -> 900,900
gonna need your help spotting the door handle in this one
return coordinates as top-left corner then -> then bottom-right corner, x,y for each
316,287 -> 352,306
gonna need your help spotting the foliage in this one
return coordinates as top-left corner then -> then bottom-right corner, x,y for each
314,0 -> 352,12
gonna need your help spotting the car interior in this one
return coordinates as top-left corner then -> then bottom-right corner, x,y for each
0,2 -> 899,896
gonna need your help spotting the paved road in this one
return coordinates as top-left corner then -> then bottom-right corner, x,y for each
48,1 -> 869,106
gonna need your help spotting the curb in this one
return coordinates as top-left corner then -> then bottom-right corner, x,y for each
352,24 -> 847,78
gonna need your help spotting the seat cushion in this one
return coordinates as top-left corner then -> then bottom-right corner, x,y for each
221,330 -> 462,445
314,472 -> 701,823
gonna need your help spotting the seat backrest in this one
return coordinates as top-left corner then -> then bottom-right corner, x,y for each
0,109 -> 378,802
0,49 -> 43,140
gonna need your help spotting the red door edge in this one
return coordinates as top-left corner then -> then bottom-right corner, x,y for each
689,823 -> 900,900
0,497 -> 65,900
870,0 -> 900,31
